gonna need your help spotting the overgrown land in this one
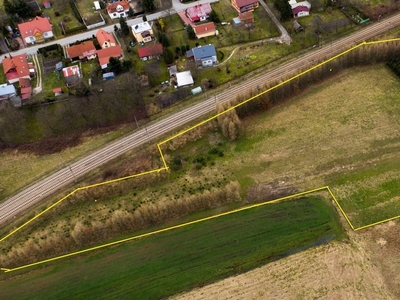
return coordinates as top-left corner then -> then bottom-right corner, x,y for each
2,62 -> 400,297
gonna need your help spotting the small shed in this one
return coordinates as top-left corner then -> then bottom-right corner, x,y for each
232,17 -> 241,26
191,86 -> 202,95
176,71 -> 194,88
43,1 -> 51,9
56,61 -> 63,71
52,87 -> 62,96
103,72 -> 115,80
293,20 -> 304,32
94,1 -> 101,10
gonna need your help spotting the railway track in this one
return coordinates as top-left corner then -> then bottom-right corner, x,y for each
1,14 -> 400,225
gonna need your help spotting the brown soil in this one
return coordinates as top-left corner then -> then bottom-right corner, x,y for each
171,225 -> 399,300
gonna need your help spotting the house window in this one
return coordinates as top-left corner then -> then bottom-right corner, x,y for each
113,13 -> 117,17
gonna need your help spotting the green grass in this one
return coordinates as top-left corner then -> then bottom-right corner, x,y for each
0,195 -> 343,299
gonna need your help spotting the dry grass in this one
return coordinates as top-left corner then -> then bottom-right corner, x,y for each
0,125 -> 134,202
171,234 -> 396,300
228,64 -> 400,226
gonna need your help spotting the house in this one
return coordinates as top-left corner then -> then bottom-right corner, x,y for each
192,44 -> 218,68
289,0 -> 311,18
66,41 -> 97,61
97,45 -> 123,69
62,65 -> 81,85
193,22 -> 216,39
19,78 -> 32,101
96,29 -> 116,49
239,11 -> 254,26
43,0 -> 51,9
186,3 -> 212,22
107,0 -> 130,19
18,16 -> 53,45
231,0 -> 259,13
0,84 -> 16,101
292,5 -> 310,18
131,22 -> 153,44
176,71 -> 194,88
137,43 -> 163,60
3,54 -> 30,84
94,1 -> 101,10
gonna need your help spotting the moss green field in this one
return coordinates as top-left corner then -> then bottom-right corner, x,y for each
0,195 -> 342,299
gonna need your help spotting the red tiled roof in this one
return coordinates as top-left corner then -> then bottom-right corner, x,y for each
66,41 -> 97,59
62,65 -> 80,78
186,3 -> 212,21
137,44 -> 163,58
52,87 -> 62,93
3,54 -> 30,80
193,22 -> 216,35
107,1 -> 130,14
18,17 -> 52,39
96,29 -> 116,47
97,45 -> 123,66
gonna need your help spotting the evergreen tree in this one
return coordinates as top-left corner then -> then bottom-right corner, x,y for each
143,0 -> 155,12
119,17 -> 130,36
128,7 -> 134,17
186,24 -> 196,39
109,57 -> 122,74
160,33 -> 169,47
274,0 -> 292,21
163,47 -> 174,64
4,0 -> 15,15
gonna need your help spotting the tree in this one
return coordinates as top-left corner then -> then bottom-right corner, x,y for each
128,7 -> 134,17
143,15 -> 147,22
163,47 -> 174,64
209,10 -> 220,23
109,57 -> 122,74
122,60 -> 133,72
160,33 -> 169,47
143,0 -> 155,12
114,25 -> 118,33
274,0 -> 292,21
186,24 -> 196,39
119,17 -> 130,36
3,0 -> 15,15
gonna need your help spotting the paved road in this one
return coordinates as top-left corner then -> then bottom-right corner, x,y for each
1,13 -> 400,225
0,0 -> 218,61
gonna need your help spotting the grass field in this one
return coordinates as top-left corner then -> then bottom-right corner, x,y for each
0,195 -> 343,299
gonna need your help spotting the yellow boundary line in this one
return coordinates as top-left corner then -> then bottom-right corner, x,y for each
2,39 -> 400,272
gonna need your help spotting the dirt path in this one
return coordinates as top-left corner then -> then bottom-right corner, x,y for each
171,235 -> 395,300
32,54 -> 42,95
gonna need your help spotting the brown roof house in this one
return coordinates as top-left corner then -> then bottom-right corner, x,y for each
18,16 -> 53,45
231,0 -> 259,13
96,29 -> 116,49
97,45 -> 123,69
137,44 -> 163,61
66,41 -> 97,61
193,22 -> 216,39
3,54 -> 31,84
